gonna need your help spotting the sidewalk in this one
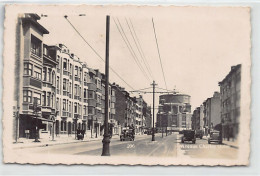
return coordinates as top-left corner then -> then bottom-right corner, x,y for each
201,136 -> 238,149
222,139 -> 239,149
12,135 -> 103,149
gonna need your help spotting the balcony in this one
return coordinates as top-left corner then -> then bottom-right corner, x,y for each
83,115 -> 88,120
84,82 -> 88,87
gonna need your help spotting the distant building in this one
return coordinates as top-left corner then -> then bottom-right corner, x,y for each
219,64 -> 241,141
203,92 -> 221,136
191,107 -> 200,131
113,84 -> 136,130
157,93 -> 192,132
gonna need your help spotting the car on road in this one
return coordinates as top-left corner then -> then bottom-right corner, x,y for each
195,130 -> 203,139
120,129 -> 135,141
181,130 -> 196,144
208,131 -> 222,144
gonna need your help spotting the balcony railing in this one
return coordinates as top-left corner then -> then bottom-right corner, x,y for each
63,70 -> 69,76
62,111 -> 68,117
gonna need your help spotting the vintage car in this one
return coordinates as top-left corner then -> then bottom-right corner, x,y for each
120,129 -> 135,141
181,130 -> 196,144
208,131 -> 222,144
195,130 -> 203,139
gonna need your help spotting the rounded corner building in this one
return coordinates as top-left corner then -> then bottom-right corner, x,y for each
157,93 -> 192,132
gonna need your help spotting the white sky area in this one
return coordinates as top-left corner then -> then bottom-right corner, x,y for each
38,6 -> 250,113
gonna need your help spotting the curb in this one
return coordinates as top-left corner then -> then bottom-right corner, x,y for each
222,143 -> 239,149
13,138 -> 102,150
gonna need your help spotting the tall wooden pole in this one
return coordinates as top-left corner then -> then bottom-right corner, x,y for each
102,15 -> 111,156
151,80 -> 156,141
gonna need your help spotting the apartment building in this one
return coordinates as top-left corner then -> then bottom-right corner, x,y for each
219,64 -> 241,141
14,14 -> 50,139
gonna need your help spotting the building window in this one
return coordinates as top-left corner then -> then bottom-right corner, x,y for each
24,63 -> 32,76
69,101 -> 71,112
74,84 -> 77,96
56,98 -> 59,110
23,90 -> 32,103
83,106 -> 87,115
78,104 -> 81,115
74,103 -> 77,113
52,71 -> 55,85
47,92 -> 51,106
69,82 -> 72,94
34,66 -> 42,80
75,66 -> 78,76
42,91 -> 46,106
63,59 -> 67,70
62,99 -> 66,111
33,92 -> 41,105
42,67 -> 46,81
84,89 -> 87,99
57,76 -> 59,89
63,79 -> 66,90
31,35 -> 41,57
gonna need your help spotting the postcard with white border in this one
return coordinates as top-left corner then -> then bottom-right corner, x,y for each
3,4 -> 251,165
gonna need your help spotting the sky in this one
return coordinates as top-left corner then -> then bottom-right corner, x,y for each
37,5 -> 250,113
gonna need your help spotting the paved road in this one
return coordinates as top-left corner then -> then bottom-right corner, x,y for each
15,133 -> 177,157
15,133 -> 237,159
176,134 -> 238,159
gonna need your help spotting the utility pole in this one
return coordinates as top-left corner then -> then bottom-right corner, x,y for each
151,80 -> 157,141
102,15 -> 110,156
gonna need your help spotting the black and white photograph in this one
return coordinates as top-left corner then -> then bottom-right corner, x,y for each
2,5 -> 251,165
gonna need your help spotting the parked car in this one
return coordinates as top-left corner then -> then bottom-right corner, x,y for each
195,130 -> 203,139
120,129 -> 135,141
179,130 -> 184,134
208,131 -> 222,144
181,130 -> 196,144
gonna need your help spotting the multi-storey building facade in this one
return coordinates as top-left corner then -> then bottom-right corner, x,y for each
55,44 -> 88,137
14,14 -> 50,139
219,64 -> 241,141
191,107 -> 201,131
157,93 -> 192,132
203,92 -> 221,136
113,84 -> 138,132
14,13 -> 150,141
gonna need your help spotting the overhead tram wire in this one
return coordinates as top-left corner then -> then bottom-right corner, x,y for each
152,18 -> 168,92
113,18 -> 151,83
64,15 -> 135,91
116,18 -> 151,83
125,18 -> 154,80
129,18 -> 154,80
